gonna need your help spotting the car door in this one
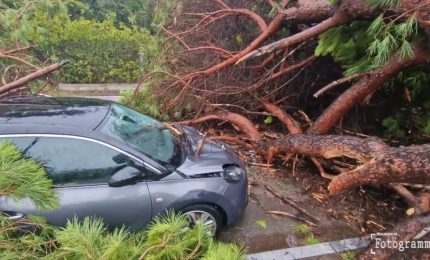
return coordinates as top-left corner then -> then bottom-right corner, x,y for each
0,135 -> 152,230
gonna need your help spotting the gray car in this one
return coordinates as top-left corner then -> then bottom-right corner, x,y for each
0,96 -> 248,236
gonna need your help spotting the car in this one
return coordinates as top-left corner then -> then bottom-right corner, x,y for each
0,96 -> 248,236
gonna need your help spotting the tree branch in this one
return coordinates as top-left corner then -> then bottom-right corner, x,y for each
0,61 -> 69,94
237,12 -> 351,63
174,111 -> 261,142
309,45 -> 430,135
313,71 -> 370,98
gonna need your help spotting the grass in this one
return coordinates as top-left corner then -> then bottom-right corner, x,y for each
293,223 -> 322,246
341,251 -> 357,260
302,235 -> 321,245
293,223 -> 312,236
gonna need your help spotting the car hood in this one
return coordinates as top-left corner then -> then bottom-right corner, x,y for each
173,125 -> 243,176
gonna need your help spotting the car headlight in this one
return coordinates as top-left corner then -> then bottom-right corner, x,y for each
223,165 -> 244,183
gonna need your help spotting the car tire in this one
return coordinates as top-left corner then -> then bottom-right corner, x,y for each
180,204 -> 224,237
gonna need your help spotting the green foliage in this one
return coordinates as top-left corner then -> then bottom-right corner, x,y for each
303,235 -> 321,245
142,212 -> 210,259
1,0 -> 164,84
52,217 -> 141,259
268,1 -> 279,18
0,141 -> 58,210
293,223 -> 311,235
0,0 -> 53,47
202,242 -> 245,260
381,68 -> 430,139
264,116 -> 273,125
0,214 -> 57,259
120,87 -> 169,121
29,11 -> 154,83
366,15 -> 418,65
341,251 -> 357,260
68,0 -> 157,28
315,14 -> 420,74
0,141 -> 58,259
382,116 -> 406,138
256,219 -> 267,229
315,6 -> 429,139
1,213 -> 244,259
151,0 -> 180,33
49,212 -> 244,260
382,105 -> 430,139
315,22 -> 377,76
235,34 -> 243,44
292,223 -> 320,246
115,0 -> 178,115
367,0 -> 400,8
0,212 -> 244,260
0,0 -> 62,90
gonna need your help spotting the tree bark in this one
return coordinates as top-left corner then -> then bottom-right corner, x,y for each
175,110 -> 261,142
0,61 -> 68,94
263,134 -> 430,194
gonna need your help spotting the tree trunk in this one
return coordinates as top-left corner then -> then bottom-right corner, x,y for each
264,134 -> 430,194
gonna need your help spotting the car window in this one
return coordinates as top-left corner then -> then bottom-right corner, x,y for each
0,136 -> 130,186
100,104 -> 176,163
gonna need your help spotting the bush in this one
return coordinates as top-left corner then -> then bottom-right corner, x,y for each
67,0 -> 156,28
29,12 -> 157,83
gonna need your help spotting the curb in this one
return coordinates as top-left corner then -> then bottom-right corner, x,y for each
246,227 -> 430,260
58,83 -> 137,92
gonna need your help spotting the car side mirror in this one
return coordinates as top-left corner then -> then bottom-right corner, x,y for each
109,166 -> 142,187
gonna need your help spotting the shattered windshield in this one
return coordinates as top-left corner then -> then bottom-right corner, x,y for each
100,104 -> 175,163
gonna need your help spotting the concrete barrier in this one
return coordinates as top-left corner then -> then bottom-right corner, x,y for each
246,227 -> 430,259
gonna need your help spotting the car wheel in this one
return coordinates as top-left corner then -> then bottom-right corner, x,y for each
180,204 -> 223,237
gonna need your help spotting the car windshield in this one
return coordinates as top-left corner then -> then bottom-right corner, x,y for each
100,104 -> 176,164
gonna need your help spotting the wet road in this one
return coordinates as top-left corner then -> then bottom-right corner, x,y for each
219,177 -> 360,256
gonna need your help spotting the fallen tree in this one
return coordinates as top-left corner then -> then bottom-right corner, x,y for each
0,46 -> 65,98
146,0 -> 430,258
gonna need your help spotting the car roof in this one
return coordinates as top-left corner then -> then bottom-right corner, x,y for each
0,96 -> 112,133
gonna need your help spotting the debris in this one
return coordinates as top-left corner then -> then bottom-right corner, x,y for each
267,210 -> 316,227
